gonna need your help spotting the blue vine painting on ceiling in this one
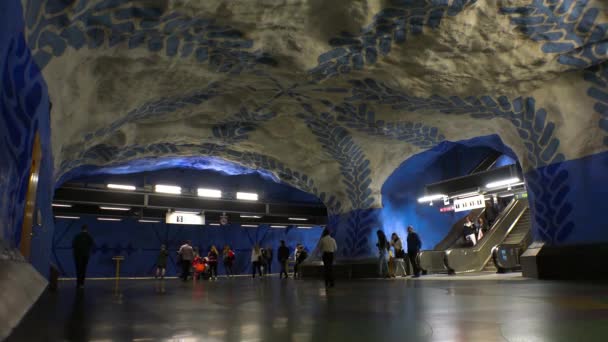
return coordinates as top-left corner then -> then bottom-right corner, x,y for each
310,0 -> 478,80
25,0 -> 277,72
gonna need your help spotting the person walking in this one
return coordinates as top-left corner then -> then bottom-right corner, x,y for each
178,241 -> 194,281
278,240 -> 290,279
294,244 -> 308,279
223,245 -> 235,277
155,244 -> 169,279
72,225 -> 95,289
407,226 -> 422,278
251,244 -> 263,278
208,245 -> 219,280
391,233 -> 408,277
376,230 -> 390,278
319,229 -> 337,288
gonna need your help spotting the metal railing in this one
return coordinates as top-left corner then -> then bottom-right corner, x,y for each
444,199 -> 528,274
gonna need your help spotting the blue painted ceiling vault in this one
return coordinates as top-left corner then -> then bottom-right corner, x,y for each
12,0 -> 608,254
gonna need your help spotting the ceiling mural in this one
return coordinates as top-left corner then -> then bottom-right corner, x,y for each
21,0 -> 607,223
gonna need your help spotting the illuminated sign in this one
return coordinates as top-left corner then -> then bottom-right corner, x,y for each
440,206 -> 454,213
166,212 -> 205,225
454,195 -> 485,212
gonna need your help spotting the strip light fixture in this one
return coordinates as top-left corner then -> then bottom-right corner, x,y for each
107,184 -> 136,191
209,223 -> 220,226
138,219 -> 160,223
197,188 -> 222,198
99,206 -> 131,211
155,184 -> 181,194
97,217 -> 122,221
242,224 -> 258,228
174,210 -> 201,215
54,215 -> 80,219
270,225 -> 287,229
240,215 -> 261,219
486,178 -> 520,189
297,226 -> 313,229
52,203 -> 72,208
417,194 -> 446,203
288,217 -> 308,221
236,192 -> 258,201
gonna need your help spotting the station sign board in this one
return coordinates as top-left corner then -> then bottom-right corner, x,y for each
453,195 -> 485,212
166,212 -> 205,225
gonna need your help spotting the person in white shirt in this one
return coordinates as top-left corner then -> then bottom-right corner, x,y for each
251,244 -> 263,278
319,228 -> 337,288
178,241 -> 194,281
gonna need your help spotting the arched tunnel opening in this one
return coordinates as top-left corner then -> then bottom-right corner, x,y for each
50,156 -> 327,278
2,0 -> 608,340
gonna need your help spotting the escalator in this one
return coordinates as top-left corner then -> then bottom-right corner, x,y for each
418,151 -> 502,274
490,208 -> 532,272
443,199 -> 529,274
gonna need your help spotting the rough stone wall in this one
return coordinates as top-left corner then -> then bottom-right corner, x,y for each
19,0 -> 608,254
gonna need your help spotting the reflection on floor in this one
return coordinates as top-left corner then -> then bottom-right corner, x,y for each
7,276 -> 608,341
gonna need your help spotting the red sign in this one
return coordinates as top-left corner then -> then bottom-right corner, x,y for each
440,206 -> 454,213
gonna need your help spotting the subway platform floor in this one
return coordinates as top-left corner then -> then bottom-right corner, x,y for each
7,275 -> 608,342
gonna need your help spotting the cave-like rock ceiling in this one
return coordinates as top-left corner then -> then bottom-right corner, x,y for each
24,0 -> 607,213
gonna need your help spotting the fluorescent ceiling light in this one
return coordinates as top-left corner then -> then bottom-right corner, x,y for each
52,203 -> 72,208
138,219 -> 160,223
99,206 -> 131,211
155,185 -> 181,194
209,223 -> 220,226
107,184 -> 136,191
236,192 -> 258,201
197,188 -> 222,198
174,210 -> 201,215
297,226 -> 313,229
486,178 -> 520,189
55,215 -> 79,219
453,191 -> 480,199
270,225 -> 287,229
417,194 -> 446,203
242,224 -> 258,228
240,215 -> 261,219
97,217 -> 122,221
288,217 -> 308,221
498,193 -> 515,198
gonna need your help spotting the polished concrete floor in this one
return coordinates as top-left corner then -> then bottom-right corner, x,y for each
7,275 -> 608,342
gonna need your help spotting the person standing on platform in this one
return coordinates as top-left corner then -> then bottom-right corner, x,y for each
251,244 -> 263,278
155,244 -> 169,279
178,241 -> 194,281
376,230 -> 390,278
407,226 -> 422,278
278,240 -> 290,279
265,245 -> 273,275
319,229 -> 337,288
391,233 -> 408,277
208,245 -> 219,280
223,245 -> 235,277
294,245 -> 308,279
72,225 -> 95,289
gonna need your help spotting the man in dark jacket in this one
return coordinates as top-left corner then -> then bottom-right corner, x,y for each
265,246 -> 273,275
72,225 -> 95,288
406,226 -> 422,278
278,240 -> 290,279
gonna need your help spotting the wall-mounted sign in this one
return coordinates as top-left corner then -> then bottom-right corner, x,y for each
166,212 -> 205,225
515,192 -> 528,199
440,205 -> 454,213
454,195 -> 485,212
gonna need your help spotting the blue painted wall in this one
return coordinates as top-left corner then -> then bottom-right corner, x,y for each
0,0 -> 55,277
52,216 -> 323,278
525,149 -> 608,246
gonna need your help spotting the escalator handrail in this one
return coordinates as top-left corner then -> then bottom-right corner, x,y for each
444,199 -> 528,273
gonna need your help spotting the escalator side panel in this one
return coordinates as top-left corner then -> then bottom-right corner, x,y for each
444,199 -> 529,273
